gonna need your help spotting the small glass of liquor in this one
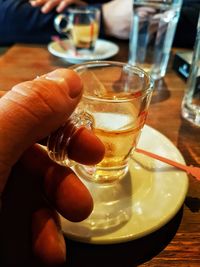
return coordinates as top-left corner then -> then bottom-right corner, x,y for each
47,61 -> 154,184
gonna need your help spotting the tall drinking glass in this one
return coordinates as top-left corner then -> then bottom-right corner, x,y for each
181,12 -> 200,126
129,0 -> 183,80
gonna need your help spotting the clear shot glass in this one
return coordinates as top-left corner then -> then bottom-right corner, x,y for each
47,61 -> 154,184
181,13 -> 200,127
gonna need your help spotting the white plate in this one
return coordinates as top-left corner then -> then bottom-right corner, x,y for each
60,125 -> 188,244
47,39 -> 119,64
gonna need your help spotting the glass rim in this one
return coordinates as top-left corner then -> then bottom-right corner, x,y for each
70,61 -> 154,103
67,7 -> 100,15
133,0 -> 182,4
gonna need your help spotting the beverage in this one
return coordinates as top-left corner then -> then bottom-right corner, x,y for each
129,0 -> 182,80
86,112 -> 142,183
71,22 -> 99,50
77,83 -> 149,184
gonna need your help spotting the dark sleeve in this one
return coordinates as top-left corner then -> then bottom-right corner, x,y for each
173,1 -> 200,48
0,0 -> 59,45
0,0 -> 105,46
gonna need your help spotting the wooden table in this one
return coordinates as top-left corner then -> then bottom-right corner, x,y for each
0,41 -> 200,267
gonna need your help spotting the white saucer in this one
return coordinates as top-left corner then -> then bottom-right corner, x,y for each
60,125 -> 188,244
47,39 -> 119,64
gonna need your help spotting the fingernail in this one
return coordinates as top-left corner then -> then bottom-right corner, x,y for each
56,7 -> 61,13
45,69 -> 82,98
41,7 -> 48,13
29,0 -> 37,6
45,70 -> 64,82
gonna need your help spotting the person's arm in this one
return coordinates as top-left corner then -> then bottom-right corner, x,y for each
0,0 -> 58,45
30,0 -> 87,13
0,0 -> 105,45
102,0 -> 132,39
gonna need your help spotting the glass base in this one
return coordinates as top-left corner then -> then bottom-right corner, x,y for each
75,45 -> 95,55
72,168 -> 133,230
182,102 -> 200,127
74,164 -> 129,185
128,61 -> 166,81
150,69 -> 166,81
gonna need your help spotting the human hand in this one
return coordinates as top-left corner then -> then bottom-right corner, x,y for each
0,69 -> 105,265
102,0 -> 133,39
29,0 -> 87,14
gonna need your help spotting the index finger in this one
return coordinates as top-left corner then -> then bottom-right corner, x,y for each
48,121 -> 105,166
56,0 -> 87,13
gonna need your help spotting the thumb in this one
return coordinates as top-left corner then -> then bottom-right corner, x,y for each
0,68 -> 83,192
